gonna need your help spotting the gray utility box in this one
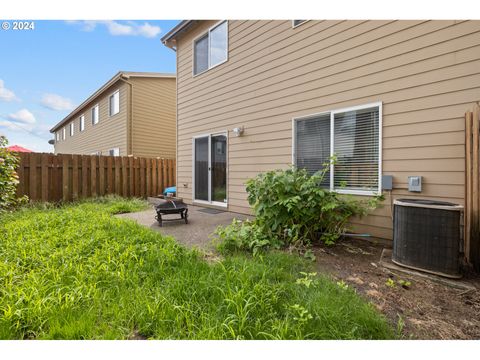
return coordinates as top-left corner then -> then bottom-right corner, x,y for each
408,176 -> 422,192
382,175 -> 393,190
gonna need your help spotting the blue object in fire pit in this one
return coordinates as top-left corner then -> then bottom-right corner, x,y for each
163,186 -> 176,196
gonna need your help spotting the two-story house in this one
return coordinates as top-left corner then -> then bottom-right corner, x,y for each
162,20 -> 480,243
50,71 -> 176,158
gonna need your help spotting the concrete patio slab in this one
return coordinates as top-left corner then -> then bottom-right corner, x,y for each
116,205 -> 251,250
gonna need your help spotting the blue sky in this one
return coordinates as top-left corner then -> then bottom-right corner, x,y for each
0,20 -> 179,152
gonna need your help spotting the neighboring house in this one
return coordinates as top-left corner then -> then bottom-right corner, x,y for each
162,20 -> 480,241
50,71 -> 176,158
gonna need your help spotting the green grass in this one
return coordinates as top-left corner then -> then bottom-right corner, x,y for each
0,197 -> 394,339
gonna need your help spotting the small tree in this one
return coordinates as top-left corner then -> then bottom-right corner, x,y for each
0,136 -> 27,211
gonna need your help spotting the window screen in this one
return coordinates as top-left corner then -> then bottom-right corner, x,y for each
210,21 -> 228,67
295,113 -> 330,187
194,34 -> 209,75
109,92 -> 119,116
92,105 -> 99,124
333,106 -> 379,192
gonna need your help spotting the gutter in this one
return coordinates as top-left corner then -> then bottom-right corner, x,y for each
119,75 -> 134,156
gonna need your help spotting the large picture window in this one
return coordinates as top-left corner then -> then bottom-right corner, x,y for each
294,103 -> 381,195
193,21 -> 228,76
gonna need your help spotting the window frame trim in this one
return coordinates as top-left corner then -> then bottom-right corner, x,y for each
109,91 -> 120,117
70,121 -> 74,137
292,101 -> 383,196
192,20 -> 229,78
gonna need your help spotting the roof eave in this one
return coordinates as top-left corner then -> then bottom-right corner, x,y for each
161,20 -> 195,49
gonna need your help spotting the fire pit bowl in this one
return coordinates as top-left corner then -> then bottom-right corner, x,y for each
154,198 -> 188,227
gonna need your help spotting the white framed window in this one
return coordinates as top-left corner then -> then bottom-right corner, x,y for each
293,102 -> 382,195
56,132 -> 60,141
108,148 -> 120,156
62,127 -> 66,140
92,104 -> 99,125
91,151 -> 101,156
70,122 -> 74,136
193,21 -> 228,76
80,115 -> 85,131
109,91 -> 120,116
292,20 -> 308,28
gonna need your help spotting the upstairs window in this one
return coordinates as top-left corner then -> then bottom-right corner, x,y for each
108,148 -> 120,156
56,132 -> 60,141
193,21 -> 228,76
109,91 -> 119,116
80,115 -> 85,131
62,127 -> 66,140
92,104 -> 99,125
294,103 -> 381,195
70,122 -> 74,136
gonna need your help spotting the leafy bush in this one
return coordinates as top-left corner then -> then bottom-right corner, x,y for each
0,136 -> 27,212
215,161 -> 382,254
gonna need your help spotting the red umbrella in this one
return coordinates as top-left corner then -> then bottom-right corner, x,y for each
6,145 -> 33,153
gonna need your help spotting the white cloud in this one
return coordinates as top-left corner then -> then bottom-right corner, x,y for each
0,79 -> 18,102
40,93 -> 75,111
137,22 -> 162,38
67,20 -> 161,38
6,109 -> 36,124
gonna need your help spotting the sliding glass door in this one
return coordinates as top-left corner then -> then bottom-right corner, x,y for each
194,133 -> 227,205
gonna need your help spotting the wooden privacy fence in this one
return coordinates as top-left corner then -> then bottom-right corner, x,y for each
16,152 -> 176,202
465,104 -> 480,271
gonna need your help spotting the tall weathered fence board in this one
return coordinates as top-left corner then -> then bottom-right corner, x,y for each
16,152 -> 176,203
465,105 -> 480,271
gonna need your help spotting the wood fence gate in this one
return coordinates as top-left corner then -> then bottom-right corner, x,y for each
465,104 -> 480,271
16,152 -> 175,202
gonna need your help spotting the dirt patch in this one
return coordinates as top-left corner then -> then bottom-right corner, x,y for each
313,238 -> 480,339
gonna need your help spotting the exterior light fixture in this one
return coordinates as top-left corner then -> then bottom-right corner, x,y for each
232,126 -> 244,137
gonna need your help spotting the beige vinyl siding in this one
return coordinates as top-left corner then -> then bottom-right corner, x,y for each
175,20 -> 480,240
54,82 -> 128,155
130,77 -> 176,158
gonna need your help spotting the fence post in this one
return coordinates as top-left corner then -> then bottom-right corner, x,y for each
41,153 -> 49,202
465,111 -> 473,264
16,152 -> 26,198
472,104 -> 480,271
91,155 -> 97,197
29,153 -> 37,201
72,154 -> 79,201
62,154 -> 69,202
82,155 -> 88,199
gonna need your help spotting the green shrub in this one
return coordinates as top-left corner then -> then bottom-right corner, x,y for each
0,136 -> 27,212
215,161 -> 382,254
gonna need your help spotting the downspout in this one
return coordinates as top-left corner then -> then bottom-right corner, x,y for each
120,76 -> 134,155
